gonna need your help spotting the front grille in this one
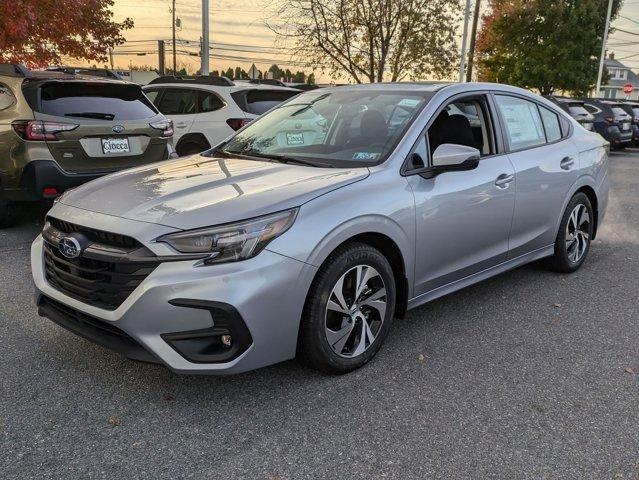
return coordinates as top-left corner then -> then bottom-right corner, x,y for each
47,216 -> 140,249
43,221 -> 160,310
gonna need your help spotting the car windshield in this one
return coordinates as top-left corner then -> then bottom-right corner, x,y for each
218,90 -> 431,167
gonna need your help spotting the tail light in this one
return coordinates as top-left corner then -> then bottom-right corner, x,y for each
226,118 -> 252,131
12,120 -> 78,141
150,119 -> 174,137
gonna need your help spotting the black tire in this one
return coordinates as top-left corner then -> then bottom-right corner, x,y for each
299,242 -> 396,374
544,192 -> 594,273
0,199 -> 18,228
177,142 -> 206,156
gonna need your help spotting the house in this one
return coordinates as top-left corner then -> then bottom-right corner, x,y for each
597,52 -> 639,100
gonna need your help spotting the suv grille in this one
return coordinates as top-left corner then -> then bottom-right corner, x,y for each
43,218 -> 160,310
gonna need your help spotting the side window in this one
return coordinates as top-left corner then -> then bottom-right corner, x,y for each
198,91 -> 225,113
0,83 -> 16,111
155,88 -> 198,115
583,103 -> 600,115
143,89 -> 162,107
427,96 -> 494,158
495,95 -> 546,150
539,106 -> 562,142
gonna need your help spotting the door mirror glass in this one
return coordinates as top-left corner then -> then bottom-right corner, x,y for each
432,143 -> 480,167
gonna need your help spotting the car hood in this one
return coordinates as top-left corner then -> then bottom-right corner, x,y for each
58,155 -> 369,229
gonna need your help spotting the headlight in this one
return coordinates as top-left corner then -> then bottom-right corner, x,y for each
157,209 -> 298,264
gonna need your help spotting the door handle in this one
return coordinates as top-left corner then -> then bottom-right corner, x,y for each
495,173 -> 514,188
560,156 -> 575,170
176,122 -> 188,129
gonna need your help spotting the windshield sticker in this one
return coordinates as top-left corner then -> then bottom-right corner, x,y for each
352,152 -> 380,160
286,132 -> 304,145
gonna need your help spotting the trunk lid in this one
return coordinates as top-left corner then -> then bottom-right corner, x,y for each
28,80 -> 169,173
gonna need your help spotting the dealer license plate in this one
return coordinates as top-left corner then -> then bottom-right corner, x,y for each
101,137 -> 130,154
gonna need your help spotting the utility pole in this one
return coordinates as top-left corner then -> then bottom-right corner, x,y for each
201,0 -> 210,75
108,48 -> 114,70
158,40 -> 165,75
596,0 -> 614,97
459,0 -> 472,82
172,0 -> 177,73
465,0 -> 481,82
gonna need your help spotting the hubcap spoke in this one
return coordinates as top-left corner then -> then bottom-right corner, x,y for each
325,264 -> 387,359
565,204 -> 590,264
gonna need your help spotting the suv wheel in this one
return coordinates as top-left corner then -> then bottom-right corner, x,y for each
0,198 -> 17,228
299,242 -> 395,374
544,192 -> 594,273
177,142 -> 206,156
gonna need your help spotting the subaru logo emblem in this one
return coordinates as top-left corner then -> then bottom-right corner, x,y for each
112,125 -> 124,134
58,236 -> 82,259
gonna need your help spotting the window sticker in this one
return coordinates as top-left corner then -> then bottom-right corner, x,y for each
352,152 -> 380,160
286,132 -> 304,145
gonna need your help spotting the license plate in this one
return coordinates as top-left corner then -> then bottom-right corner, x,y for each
622,122 -> 630,131
101,137 -> 130,154
286,132 -> 304,146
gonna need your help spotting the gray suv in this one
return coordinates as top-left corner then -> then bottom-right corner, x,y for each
31,82 -> 609,375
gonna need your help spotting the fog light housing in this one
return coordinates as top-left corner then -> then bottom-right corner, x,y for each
221,335 -> 232,347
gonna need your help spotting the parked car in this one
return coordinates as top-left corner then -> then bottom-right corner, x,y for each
545,96 -> 594,132
0,64 -> 175,227
32,82 -> 608,375
143,75 -> 300,156
581,98 -> 633,148
617,100 -> 639,145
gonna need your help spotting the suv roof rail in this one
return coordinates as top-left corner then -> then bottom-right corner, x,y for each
245,78 -> 287,87
147,75 -> 235,86
0,64 -> 30,77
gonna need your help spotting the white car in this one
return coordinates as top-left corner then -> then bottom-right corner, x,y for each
143,76 -> 301,156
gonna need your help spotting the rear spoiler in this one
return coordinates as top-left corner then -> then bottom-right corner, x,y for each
148,75 -> 235,86
0,64 -> 30,77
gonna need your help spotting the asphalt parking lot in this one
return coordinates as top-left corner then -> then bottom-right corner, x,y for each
1,150 -> 638,480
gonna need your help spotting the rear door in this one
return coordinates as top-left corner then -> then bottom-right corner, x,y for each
150,87 -> 199,143
493,94 -> 578,258
32,81 -> 167,173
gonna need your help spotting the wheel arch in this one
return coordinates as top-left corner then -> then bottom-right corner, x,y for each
556,176 -> 600,240
175,132 -> 211,156
302,221 -> 411,319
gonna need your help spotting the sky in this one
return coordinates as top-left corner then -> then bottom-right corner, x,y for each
102,0 -> 639,82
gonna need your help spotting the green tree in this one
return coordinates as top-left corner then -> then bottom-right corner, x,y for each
476,0 -> 623,95
307,73 -> 316,85
224,67 -> 234,79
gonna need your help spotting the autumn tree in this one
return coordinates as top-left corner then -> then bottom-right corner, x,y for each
476,0 -> 623,95
0,0 -> 133,68
272,0 -> 461,83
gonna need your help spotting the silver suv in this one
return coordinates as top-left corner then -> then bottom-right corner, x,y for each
31,82 -> 609,375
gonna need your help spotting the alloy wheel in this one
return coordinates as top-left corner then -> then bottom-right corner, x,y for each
324,265 -> 387,358
565,203 -> 590,263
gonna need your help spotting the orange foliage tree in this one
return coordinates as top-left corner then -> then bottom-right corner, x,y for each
0,0 -> 133,68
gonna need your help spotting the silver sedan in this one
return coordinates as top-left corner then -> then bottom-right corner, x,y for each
31,82 -> 609,374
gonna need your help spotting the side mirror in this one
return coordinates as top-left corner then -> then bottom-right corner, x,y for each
432,143 -> 481,167
405,143 -> 480,179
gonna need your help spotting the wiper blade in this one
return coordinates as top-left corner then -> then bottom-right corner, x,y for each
64,112 -> 115,120
225,150 -> 331,167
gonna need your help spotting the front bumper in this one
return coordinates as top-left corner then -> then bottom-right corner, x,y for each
31,211 -> 316,374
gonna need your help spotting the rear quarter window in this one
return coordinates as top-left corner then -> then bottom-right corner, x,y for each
36,82 -> 158,120
231,89 -> 299,115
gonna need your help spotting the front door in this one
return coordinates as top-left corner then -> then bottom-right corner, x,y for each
408,95 -> 516,297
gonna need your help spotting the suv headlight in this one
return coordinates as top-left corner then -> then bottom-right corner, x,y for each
157,209 -> 298,264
